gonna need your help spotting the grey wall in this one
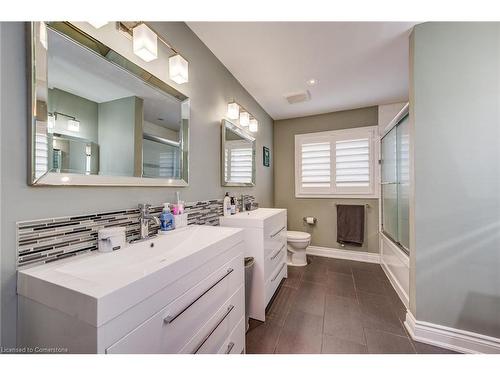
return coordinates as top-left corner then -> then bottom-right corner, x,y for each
0,22 -> 274,348
411,22 -> 500,337
98,96 -> 139,176
274,107 -> 380,254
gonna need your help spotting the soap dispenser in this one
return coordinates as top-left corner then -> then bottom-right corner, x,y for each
159,203 -> 175,233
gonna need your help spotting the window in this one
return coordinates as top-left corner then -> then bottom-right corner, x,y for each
295,126 -> 378,198
225,141 -> 253,184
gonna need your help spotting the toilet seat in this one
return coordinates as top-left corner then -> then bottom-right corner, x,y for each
287,231 -> 311,242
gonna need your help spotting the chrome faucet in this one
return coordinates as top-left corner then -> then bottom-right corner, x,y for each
241,194 -> 249,212
131,203 -> 160,243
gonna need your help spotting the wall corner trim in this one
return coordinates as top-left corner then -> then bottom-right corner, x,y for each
404,311 -> 500,354
306,246 -> 380,264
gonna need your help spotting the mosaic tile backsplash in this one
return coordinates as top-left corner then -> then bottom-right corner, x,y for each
17,196 -> 256,268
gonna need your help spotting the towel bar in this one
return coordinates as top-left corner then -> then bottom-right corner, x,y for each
334,203 -> 370,208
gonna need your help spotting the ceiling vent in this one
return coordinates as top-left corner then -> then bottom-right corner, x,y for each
285,90 -> 311,105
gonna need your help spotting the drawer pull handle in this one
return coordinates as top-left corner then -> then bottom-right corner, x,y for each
270,226 -> 285,238
164,268 -> 234,325
271,263 -> 286,282
192,305 -> 235,354
270,244 -> 285,260
225,342 -> 235,354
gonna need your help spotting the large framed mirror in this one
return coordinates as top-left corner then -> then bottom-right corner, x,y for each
221,119 -> 256,187
28,22 -> 189,186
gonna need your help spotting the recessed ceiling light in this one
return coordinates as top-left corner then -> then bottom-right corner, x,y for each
306,78 -> 318,86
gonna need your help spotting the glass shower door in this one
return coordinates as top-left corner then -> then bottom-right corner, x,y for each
381,114 -> 410,254
381,126 -> 399,241
396,115 -> 410,249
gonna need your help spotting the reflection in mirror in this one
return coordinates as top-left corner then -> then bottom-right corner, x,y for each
221,119 -> 256,186
29,22 -> 189,186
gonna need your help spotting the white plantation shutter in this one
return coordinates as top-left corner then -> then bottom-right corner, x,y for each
228,147 -> 253,183
335,138 -> 370,187
34,121 -> 48,179
295,127 -> 378,197
301,142 -> 331,188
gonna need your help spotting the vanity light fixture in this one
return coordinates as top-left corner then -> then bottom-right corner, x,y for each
118,22 -> 190,84
67,119 -> 80,132
88,21 -> 109,29
169,54 -> 189,84
53,112 -> 80,132
249,118 -> 259,133
239,111 -> 250,127
226,100 -> 259,132
227,102 -> 240,120
133,23 -> 158,62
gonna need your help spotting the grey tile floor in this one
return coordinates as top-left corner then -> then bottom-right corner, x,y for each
246,255 -> 458,354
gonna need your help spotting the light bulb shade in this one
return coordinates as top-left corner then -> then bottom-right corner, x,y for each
67,119 -> 80,132
249,118 -> 259,132
169,54 -> 189,84
227,102 -> 240,120
88,21 -> 109,29
133,24 -> 158,62
47,115 -> 55,130
240,111 -> 250,127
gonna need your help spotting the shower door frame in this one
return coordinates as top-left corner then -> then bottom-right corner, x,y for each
380,103 -> 410,255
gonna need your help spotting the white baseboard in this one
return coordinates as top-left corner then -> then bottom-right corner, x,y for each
380,260 -> 409,308
306,246 -> 380,264
404,311 -> 500,354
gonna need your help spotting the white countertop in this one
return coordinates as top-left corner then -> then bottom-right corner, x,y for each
17,225 -> 243,327
219,208 -> 287,227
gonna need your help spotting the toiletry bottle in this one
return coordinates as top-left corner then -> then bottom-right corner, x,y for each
223,192 -> 231,217
230,196 -> 236,215
160,203 -> 175,232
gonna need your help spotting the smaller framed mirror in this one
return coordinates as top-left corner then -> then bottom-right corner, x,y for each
221,119 -> 256,187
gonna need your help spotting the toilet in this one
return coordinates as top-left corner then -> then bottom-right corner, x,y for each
286,231 -> 311,266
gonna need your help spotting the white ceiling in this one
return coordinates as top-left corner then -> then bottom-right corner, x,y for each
187,22 -> 417,120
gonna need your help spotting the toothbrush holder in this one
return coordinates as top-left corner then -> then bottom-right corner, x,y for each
174,213 -> 188,229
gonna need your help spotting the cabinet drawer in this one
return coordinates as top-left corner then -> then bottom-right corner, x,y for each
217,317 -> 245,354
263,210 -> 287,238
264,226 -> 286,258
180,286 -> 244,354
106,254 -> 243,354
264,242 -> 286,280
265,261 -> 287,306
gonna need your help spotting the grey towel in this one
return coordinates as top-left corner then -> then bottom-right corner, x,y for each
336,204 -> 365,246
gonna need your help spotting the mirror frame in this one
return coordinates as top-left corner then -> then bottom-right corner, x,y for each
221,119 -> 256,187
27,21 -> 190,186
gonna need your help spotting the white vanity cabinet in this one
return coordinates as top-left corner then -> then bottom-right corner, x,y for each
17,226 -> 246,354
220,208 -> 287,321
